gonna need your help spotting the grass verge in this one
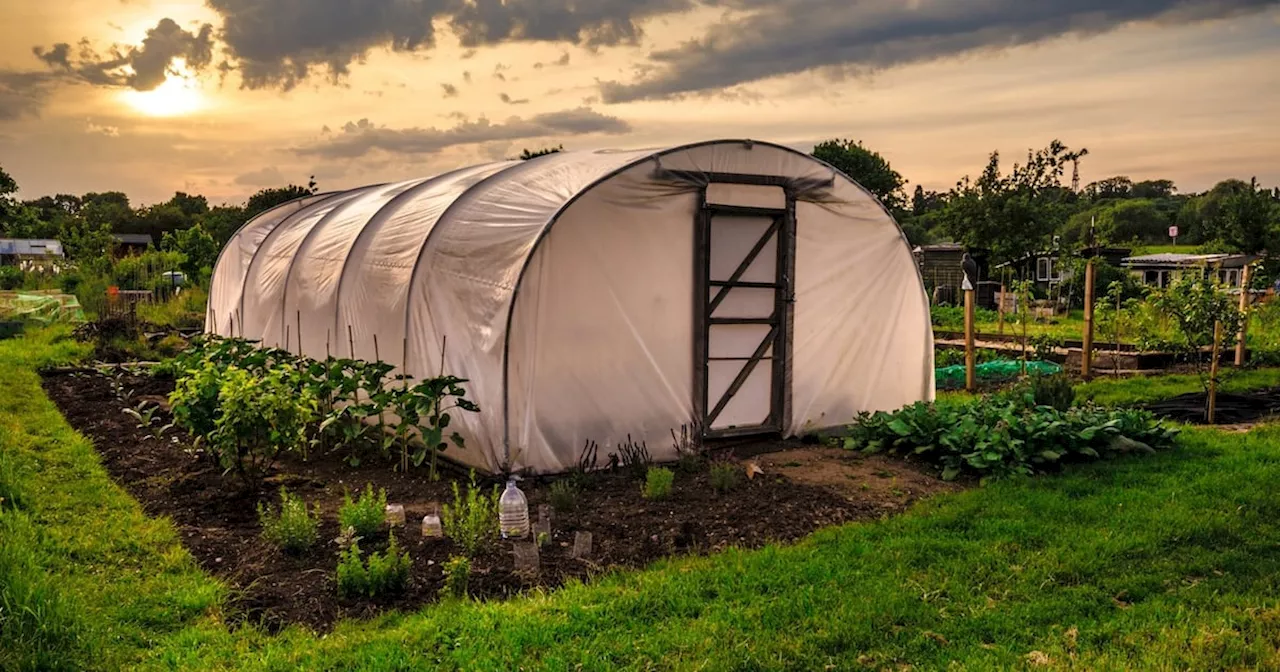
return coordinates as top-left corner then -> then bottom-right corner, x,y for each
1,330 -> 1278,670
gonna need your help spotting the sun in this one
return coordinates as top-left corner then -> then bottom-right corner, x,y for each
121,62 -> 206,117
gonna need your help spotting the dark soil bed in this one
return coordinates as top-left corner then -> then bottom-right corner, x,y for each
1142,387 -> 1280,425
41,369 -> 957,633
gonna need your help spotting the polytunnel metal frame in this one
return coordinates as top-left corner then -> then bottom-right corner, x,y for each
207,139 -> 933,472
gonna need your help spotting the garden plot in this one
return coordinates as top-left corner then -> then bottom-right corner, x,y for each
41,368 -> 952,633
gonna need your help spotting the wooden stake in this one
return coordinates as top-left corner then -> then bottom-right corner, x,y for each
285,325 -> 291,352
1114,287 -> 1122,377
997,282 -> 1006,336
1020,286 -> 1029,376
964,287 -> 976,392
1236,263 -> 1252,366
373,334 -> 381,364
348,325 -> 355,360
325,329 -> 331,360
1209,320 -> 1222,424
1082,258 -> 1095,379
296,310 -> 303,357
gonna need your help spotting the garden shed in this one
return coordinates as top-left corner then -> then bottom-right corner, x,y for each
206,140 -> 933,474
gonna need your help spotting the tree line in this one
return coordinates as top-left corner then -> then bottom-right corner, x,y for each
812,138 -> 1280,264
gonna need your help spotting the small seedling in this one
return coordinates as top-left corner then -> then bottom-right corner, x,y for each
549,480 -> 577,513
440,554 -> 470,599
709,460 -> 741,494
339,484 -> 387,538
257,487 -> 320,554
441,470 -> 499,557
642,467 -> 674,500
336,531 -> 411,598
123,400 -> 173,441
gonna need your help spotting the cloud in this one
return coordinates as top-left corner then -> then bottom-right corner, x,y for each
33,18 -> 214,92
463,71 -> 472,83
296,107 -> 631,159
442,83 -> 459,97
500,92 -> 530,104
234,166 -> 286,186
86,121 -> 120,137
0,71 -> 58,120
600,0 -> 1280,102
205,0 -> 690,91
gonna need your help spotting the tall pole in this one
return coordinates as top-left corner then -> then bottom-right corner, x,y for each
1081,216 -> 1096,380
964,285 -> 976,392
1082,258 -> 1095,379
997,269 -> 1007,336
1236,263 -> 1252,366
1209,320 -> 1222,424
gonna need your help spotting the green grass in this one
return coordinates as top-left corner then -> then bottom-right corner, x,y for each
1077,367 -> 1280,407
2,329 -> 1279,670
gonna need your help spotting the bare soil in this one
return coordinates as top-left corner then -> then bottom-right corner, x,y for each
1142,388 -> 1280,425
41,369 -> 958,633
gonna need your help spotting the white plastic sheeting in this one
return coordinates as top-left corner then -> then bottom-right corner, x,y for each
207,140 -> 933,474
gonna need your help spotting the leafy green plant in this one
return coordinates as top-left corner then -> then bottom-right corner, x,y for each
206,366 -> 318,485
122,400 -> 173,441
335,532 -> 411,599
257,487 -> 320,554
391,374 -> 480,477
1012,373 -> 1075,412
441,471 -> 499,557
1148,273 -> 1244,394
642,467 -> 675,500
1030,334 -> 1064,360
709,460 -> 741,494
843,393 -> 1178,483
548,480 -> 577,513
339,484 -> 387,538
440,554 -> 470,600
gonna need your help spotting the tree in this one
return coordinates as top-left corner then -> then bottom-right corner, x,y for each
200,205 -> 249,247
245,177 -> 317,220
162,224 -> 219,279
1063,199 -> 1170,247
166,192 -> 210,218
519,145 -> 563,160
911,185 -> 944,216
1131,179 -> 1176,199
1199,178 -> 1278,253
812,139 -> 907,212
934,140 -> 1088,263
1083,176 -> 1133,201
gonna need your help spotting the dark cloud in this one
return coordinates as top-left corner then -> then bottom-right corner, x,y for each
442,83 -> 459,97
447,0 -> 694,48
0,71 -> 57,120
462,71 -> 472,83
207,0 -> 450,90
206,0 -> 688,91
296,107 -> 631,159
33,19 -> 214,92
600,0 -> 1280,102
500,92 -> 530,104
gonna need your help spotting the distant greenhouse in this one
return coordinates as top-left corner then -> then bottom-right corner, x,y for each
207,140 -> 933,474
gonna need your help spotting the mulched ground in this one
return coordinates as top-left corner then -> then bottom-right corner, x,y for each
41,368 -> 957,633
1142,387 -> 1280,425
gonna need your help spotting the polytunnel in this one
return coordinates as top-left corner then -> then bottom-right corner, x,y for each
207,139 -> 935,474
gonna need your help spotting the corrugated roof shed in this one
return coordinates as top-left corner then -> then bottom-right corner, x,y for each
0,239 -> 65,256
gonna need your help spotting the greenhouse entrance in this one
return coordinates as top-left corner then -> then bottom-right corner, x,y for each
695,179 -> 796,438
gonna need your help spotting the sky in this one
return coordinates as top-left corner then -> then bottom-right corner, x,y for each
1,0 -> 1278,206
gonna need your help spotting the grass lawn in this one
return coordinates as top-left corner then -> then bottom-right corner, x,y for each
2,329 -> 1279,670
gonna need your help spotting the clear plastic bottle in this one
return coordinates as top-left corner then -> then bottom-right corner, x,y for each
499,477 -> 529,539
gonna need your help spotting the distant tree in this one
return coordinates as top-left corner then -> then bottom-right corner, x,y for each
1083,176 -> 1133,201
1063,200 -> 1170,247
934,140 -> 1088,263
812,139 -> 907,212
911,185 -> 945,216
200,205 -> 249,247
165,192 -> 210,218
1203,178 -> 1279,253
519,145 -> 564,160
1131,179 -> 1176,199
162,223 -> 219,279
244,176 -> 317,219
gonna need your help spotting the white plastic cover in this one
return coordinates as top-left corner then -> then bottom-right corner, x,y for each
206,140 -> 933,474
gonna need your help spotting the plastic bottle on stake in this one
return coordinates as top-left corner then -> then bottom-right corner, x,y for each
499,477 -> 529,539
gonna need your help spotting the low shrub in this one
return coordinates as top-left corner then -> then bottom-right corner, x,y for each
441,472 -> 499,557
548,480 -> 577,513
709,460 -> 740,494
257,487 -> 320,554
336,532 -> 411,599
642,467 -> 675,500
843,394 -> 1178,482
930,305 -> 999,328
339,484 -> 387,538
440,554 -> 470,600
205,366 -> 318,485
1001,373 -> 1075,412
